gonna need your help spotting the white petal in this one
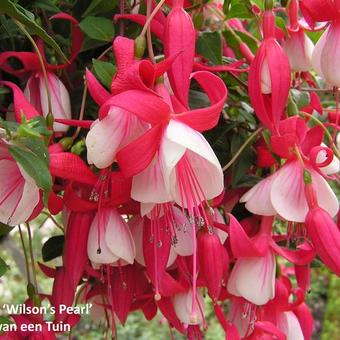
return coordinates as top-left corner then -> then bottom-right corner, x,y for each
161,120 -> 223,206
172,207 -> 193,256
261,59 -> 271,94
85,108 -> 126,169
105,209 -> 136,264
310,168 -> 339,217
321,22 -> 340,87
312,27 -> 328,77
173,289 -> 205,325
240,175 -> 276,216
270,161 -> 308,222
9,170 -> 40,226
87,211 -> 119,264
40,72 -> 71,132
277,311 -> 304,340
227,252 -> 276,305
131,155 -> 172,204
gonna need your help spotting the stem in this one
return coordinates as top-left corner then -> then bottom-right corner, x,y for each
26,222 -> 38,289
146,0 -> 155,63
300,111 -> 340,159
222,127 -> 263,171
18,225 -> 31,284
140,0 -> 167,37
294,145 -> 305,168
72,76 -> 88,140
14,20 -> 53,116
333,87 -> 339,142
40,211 -> 64,231
98,46 -> 113,61
119,0 -> 125,35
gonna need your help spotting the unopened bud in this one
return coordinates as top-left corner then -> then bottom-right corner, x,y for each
134,35 -> 146,59
193,12 -> 204,30
59,137 -> 73,151
264,0 -> 273,11
46,113 -> 54,128
27,283 -> 36,298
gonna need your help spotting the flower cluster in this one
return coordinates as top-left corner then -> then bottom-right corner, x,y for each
0,0 -> 339,339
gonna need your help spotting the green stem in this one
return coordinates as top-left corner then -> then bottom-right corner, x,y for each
222,127 -> 263,171
40,211 -> 64,231
26,222 -> 38,289
18,225 -> 31,284
14,20 -> 53,116
140,0 -> 166,37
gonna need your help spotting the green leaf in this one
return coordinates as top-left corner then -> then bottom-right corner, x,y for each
0,0 -> 67,62
20,137 -> 50,164
227,0 -> 253,19
0,223 -> 13,237
222,30 -> 258,56
92,59 -> 116,88
0,257 -> 9,277
291,89 -> 310,109
9,143 -> 52,205
79,16 -> 115,42
196,31 -> 222,65
31,0 -> 60,12
83,0 -> 118,17
42,235 -> 64,261
0,316 -> 13,325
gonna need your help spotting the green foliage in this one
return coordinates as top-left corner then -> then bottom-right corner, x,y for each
79,16 -> 115,42
42,235 -> 64,261
196,31 -> 223,65
0,0 -> 67,61
92,58 -> 116,88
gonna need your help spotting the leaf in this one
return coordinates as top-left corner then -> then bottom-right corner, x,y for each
196,31 -> 222,65
79,16 -> 115,42
0,316 -> 13,325
227,0 -> 253,19
0,0 -> 67,62
92,59 -> 116,88
0,257 -> 9,277
9,143 -> 52,205
222,30 -> 258,56
291,89 -> 310,109
31,0 -> 60,12
42,235 -> 64,262
0,223 -> 13,237
20,137 -> 50,164
82,0 -> 118,17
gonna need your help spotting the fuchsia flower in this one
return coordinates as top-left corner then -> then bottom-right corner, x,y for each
304,183 -> 340,276
227,215 -> 315,305
284,0 -> 314,73
241,117 -> 339,222
284,30 -> 314,72
0,13 -> 83,132
248,9 -> 291,132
